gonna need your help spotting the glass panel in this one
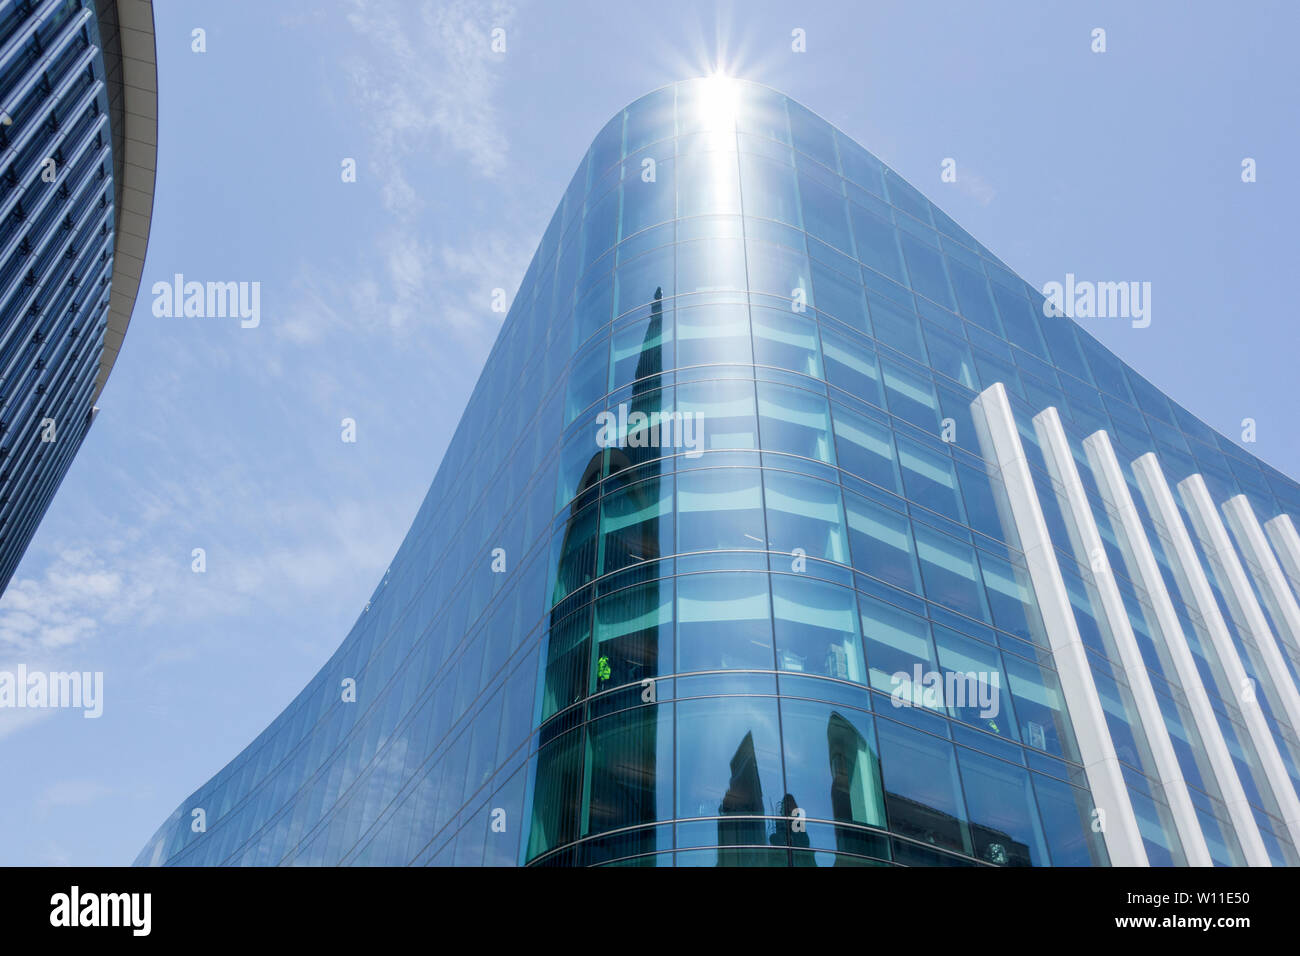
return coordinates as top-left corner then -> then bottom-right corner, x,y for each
849,202 -> 906,284
845,492 -> 920,592
1032,773 -> 1108,865
676,237 -> 746,295
676,696 -> 783,859
799,174 -> 852,254
914,524 -> 988,621
583,705 -> 673,838
899,232 -> 955,310
593,578 -> 674,691
675,302 -> 752,367
1004,654 -> 1078,762
877,718 -> 971,855
677,149 -> 741,217
860,591 -> 935,697
781,698 -> 885,830
599,476 -> 673,577
897,436 -> 965,521
677,467 -> 765,552
821,326 -> 884,406
773,575 -> 863,681
677,572 -> 774,672
752,306 -> 822,377
831,401 -> 900,492
757,381 -> 835,463
739,153 -> 802,227
674,378 -> 755,454
764,470 -> 847,564
956,746 -> 1049,866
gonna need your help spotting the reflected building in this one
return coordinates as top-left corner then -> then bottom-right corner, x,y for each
140,79 -> 1300,867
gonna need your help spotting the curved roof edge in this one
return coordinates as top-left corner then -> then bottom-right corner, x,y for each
93,0 -> 157,402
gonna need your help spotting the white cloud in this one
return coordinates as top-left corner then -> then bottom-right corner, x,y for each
955,167 -> 997,207
343,0 -> 518,214
42,779 -> 114,808
0,547 -> 154,655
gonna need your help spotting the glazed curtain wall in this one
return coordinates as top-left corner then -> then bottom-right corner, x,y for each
0,0 -> 117,594
137,79 -> 1300,867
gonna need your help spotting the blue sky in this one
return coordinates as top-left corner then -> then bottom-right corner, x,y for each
0,0 -> 1296,865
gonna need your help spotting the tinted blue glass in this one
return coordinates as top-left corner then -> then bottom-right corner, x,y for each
138,79 -> 1300,871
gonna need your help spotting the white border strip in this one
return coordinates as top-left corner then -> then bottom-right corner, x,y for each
1034,410 -> 1211,865
1263,515 -> 1300,601
1180,478 -> 1300,741
1134,455 -> 1300,850
1224,497 -> 1300,690
972,384 -> 1147,865
1086,434 -> 1268,865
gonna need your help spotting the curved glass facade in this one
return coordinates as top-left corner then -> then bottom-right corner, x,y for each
138,79 -> 1300,867
0,0 -> 155,595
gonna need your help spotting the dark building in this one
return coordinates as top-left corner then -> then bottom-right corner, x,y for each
0,0 -> 157,594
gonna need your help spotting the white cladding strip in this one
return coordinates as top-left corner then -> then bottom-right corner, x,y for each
972,384 -> 1147,866
1180,478 -> 1300,748
1225,498 -> 1300,694
96,0 -> 158,401
1033,410 -> 1210,865
1263,515 -> 1300,601
1134,455 -> 1300,850
1084,432 -> 1268,865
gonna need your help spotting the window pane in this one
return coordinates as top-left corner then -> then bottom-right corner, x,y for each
931,624 -> 1016,739
677,377 -> 757,451
594,579 -> 674,691
677,572 -> 774,672
746,239 -> 812,303
773,575 -> 863,681
914,524 -> 988,621
821,326 -> 883,406
677,467 -> 764,552
845,491 -> 920,592
676,237 -> 747,295
599,476 -> 673,577
897,436 -> 965,521
677,696 -> 783,852
757,381 -> 834,463
752,306 -> 821,377
859,592 -> 935,697
614,245 -> 674,317
676,302 -> 752,367
812,259 -> 869,332
831,401 -> 900,492
956,746 -> 1049,866
763,470 -> 848,563
1004,654 -> 1079,761
799,174 -> 852,253
584,705 -> 674,838
1032,773 -> 1108,865
677,149 -> 741,217
849,202 -> 906,284
899,232 -> 955,310
781,698 -> 885,829
739,153 -> 802,226
877,718 -> 971,855
621,156 -> 675,237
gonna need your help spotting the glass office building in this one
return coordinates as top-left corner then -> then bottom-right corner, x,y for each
0,0 -> 156,595
139,79 -> 1300,867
